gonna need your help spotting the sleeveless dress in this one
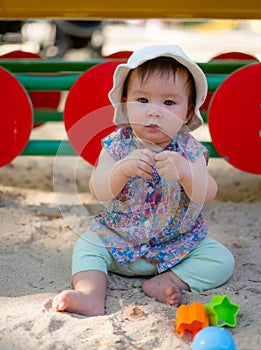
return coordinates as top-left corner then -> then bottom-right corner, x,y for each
88,127 -> 210,273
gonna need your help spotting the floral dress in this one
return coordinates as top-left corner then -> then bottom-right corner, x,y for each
88,127 -> 210,273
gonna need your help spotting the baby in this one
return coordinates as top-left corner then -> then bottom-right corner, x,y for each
53,45 -> 235,316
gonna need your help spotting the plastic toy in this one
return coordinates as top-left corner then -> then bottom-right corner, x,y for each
176,302 -> 209,340
204,295 -> 240,327
192,326 -> 237,350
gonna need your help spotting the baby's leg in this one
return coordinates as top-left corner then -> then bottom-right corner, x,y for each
52,231 -> 112,316
52,270 -> 106,316
142,270 -> 189,306
142,237 -> 234,306
110,255 -> 188,306
171,237 -> 235,293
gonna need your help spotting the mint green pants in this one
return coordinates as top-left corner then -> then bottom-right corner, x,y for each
72,232 -> 234,292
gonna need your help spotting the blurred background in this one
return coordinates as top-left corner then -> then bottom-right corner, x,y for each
0,19 -> 261,61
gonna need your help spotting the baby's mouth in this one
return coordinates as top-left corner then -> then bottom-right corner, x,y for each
146,124 -> 160,130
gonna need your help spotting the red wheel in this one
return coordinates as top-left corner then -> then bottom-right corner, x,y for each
0,51 -> 61,127
104,51 -> 132,59
208,63 -> 261,174
64,61 -> 124,165
200,51 -> 259,111
0,67 -> 33,166
212,52 -> 258,61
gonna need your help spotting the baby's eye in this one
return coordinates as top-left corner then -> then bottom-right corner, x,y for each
137,97 -> 148,103
164,100 -> 175,106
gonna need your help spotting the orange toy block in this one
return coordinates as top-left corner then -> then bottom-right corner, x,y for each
176,302 -> 209,340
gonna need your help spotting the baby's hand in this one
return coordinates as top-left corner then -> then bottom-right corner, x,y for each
154,151 -> 187,181
119,149 -> 155,179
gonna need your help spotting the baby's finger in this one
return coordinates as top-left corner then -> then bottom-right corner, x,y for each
134,161 -> 152,178
141,149 -> 155,163
139,159 -> 153,174
154,152 -> 167,161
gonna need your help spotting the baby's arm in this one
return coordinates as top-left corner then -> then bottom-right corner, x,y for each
89,148 -> 154,201
154,151 -> 217,205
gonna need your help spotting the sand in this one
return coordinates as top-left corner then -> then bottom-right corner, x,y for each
0,121 -> 260,350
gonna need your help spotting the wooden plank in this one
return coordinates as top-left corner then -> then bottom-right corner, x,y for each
0,0 -> 260,20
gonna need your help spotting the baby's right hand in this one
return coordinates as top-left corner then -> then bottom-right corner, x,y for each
118,149 -> 154,179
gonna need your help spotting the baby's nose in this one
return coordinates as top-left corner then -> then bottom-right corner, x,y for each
147,104 -> 161,117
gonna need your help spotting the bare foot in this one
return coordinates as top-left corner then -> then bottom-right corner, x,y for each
52,270 -> 106,317
52,290 -> 105,316
142,271 -> 189,306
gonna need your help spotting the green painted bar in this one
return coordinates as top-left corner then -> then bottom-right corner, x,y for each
15,73 -> 81,90
15,73 -> 227,91
0,59 -> 255,74
20,140 -> 220,158
206,75 -> 227,91
34,110 -> 63,122
21,140 -> 77,156
0,59 -> 105,73
199,61 -> 257,73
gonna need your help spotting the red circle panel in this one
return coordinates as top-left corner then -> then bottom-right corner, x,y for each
0,67 -> 33,166
0,51 -> 61,127
64,61 -> 123,165
208,63 -> 261,174
201,51 -> 258,111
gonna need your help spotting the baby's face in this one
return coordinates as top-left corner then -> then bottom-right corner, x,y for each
124,68 -> 192,149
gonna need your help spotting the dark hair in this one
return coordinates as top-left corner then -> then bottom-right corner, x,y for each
122,56 -> 196,115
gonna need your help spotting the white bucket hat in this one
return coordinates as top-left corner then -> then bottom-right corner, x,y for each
109,45 -> 208,132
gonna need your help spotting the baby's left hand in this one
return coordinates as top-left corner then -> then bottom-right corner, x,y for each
154,151 -> 187,181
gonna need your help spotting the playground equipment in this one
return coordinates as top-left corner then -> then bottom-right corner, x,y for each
0,51 -> 260,172
0,2 -> 260,173
0,1 -> 260,20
